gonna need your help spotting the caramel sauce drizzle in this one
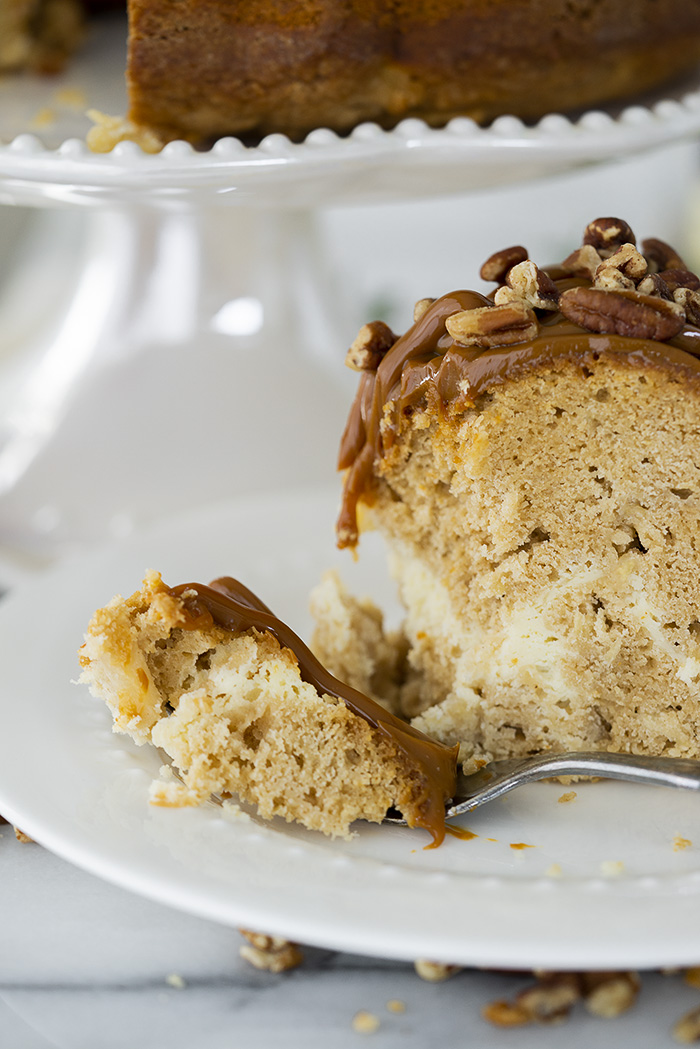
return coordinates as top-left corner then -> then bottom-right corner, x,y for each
168,577 -> 458,846
337,286 -> 700,548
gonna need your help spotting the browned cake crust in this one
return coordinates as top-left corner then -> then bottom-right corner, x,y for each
126,0 -> 700,143
331,219 -> 700,768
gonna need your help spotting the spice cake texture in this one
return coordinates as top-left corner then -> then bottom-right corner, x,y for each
327,218 -> 700,770
79,571 -> 457,842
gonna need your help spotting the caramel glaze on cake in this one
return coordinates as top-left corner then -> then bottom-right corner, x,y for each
79,571 -> 457,844
334,219 -> 700,767
126,0 -> 700,143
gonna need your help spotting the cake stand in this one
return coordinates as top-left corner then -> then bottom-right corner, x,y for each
2,12 -> 700,558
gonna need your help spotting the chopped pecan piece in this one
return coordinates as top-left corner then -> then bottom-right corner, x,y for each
559,286 -> 685,340
641,237 -> 686,273
581,971 -> 639,1018
674,287 -> 700,327
413,297 -> 435,323
674,1005 -> 700,1044
593,268 -> 636,292
238,929 -> 303,973
446,301 -> 538,348
482,999 -> 532,1027
500,259 -> 559,310
560,244 -> 603,281
583,217 -> 636,257
637,272 -> 673,300
515,974 -> 581,1023
480,245 -> 528,284
596,243 -> 647,281
345,321 -> 396,372
414,959 -> 461,982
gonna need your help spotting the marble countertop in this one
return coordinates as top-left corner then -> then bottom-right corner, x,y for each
2,829 -> 700,1049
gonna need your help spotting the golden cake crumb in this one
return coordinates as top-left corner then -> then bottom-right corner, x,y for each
86,110 -> 164,155
558,791 -> 577,804
674,835 -> 692,852
386,999 -> 406,1014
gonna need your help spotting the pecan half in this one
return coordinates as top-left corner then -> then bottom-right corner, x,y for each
345,320 -> 396,371
560,244 -> 603,280
559,286 -> 685,340
583,217 -> 636,257
446,301 -> 538,348
641,237 -> 686,273
480,245 -> 528,284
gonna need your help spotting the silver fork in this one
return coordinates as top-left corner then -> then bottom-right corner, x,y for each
383,751 -> 700,825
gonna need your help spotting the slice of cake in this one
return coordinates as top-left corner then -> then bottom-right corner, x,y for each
334,218 -> 700,769
79,571 -> 457,842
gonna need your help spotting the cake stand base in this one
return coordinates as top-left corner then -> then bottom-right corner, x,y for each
0,205 -> 355,555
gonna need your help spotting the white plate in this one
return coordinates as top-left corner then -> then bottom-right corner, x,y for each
1,488 -> 700,969
2,14 -> 700,206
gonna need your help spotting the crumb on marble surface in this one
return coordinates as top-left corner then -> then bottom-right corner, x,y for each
674,835 -> 692,852
600,860 -> 625,877
352,1011 -> 380,1034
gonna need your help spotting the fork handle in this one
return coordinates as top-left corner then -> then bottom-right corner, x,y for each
506,751 -> 700,790
447,751 -> 700,818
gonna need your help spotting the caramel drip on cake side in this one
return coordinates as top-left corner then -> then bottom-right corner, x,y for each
168,578 -> 459,847
337,285 -> 700,549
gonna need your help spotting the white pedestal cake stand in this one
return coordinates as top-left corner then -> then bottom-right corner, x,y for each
2,13 -> 700,557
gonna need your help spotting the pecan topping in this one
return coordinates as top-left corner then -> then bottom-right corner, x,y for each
480,245 -> 528,284
559,286 -> 685,340
596,243 -> 647,282
641,236 -> 686,273
446,300 -> 538,348
560,244 -> 603,280
583,217 -> 636,258
674,287 -> 700,327
658,268 -> 700,293
498,259 -> 559,310
593,268 -> 636,292
345,320 -> 396,371
637,272 -> 673,300
413,297 -> 435,323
